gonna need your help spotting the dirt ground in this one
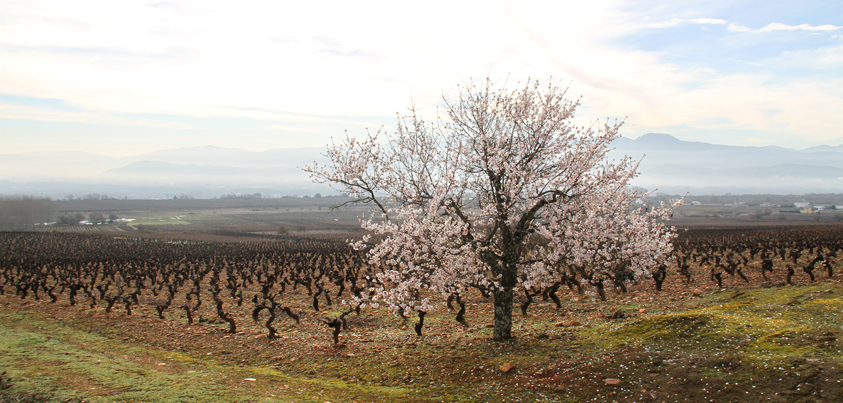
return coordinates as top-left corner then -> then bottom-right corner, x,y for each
2,263 -> 842,402
3,208 -> 843,402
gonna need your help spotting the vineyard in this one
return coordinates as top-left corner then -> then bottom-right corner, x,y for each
1,224 -> 842,402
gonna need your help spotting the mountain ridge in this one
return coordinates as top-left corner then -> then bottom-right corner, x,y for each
3,134 -> 843,197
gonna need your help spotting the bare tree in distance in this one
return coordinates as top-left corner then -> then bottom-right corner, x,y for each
0,196 -> 53,229
306,77 -> 679,341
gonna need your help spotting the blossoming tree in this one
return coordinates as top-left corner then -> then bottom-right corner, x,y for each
306,78 -> 678,341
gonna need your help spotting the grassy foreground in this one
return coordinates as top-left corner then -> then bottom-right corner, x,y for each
1,284 -> 842,402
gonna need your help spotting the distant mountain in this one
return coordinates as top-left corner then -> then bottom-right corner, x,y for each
609,133 -> 843,194
2,134 -> 843,198
0,146 -> 330,198
101,160 -> 307,183
0,151 -> 120,179
127,145 -> 326,168
1,146 -> 327,182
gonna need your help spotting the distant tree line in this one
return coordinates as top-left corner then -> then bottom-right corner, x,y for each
0,196 -> 53,230
63,193 -> 123,201
219,193 -> 262,199
647,193 -> 843,206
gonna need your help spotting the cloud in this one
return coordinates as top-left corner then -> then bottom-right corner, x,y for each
1,0 -> 842,154
758,23 -> 842,32
646,17 -> 750,32
647,18 -> 841,34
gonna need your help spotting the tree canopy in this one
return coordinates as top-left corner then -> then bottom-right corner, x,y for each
306,78 -> 678,341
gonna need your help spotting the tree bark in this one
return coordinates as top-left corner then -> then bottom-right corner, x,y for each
492,288 -> 513,341
492,256 -> 518,341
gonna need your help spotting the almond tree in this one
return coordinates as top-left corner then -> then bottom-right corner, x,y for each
306,78 -> 677,341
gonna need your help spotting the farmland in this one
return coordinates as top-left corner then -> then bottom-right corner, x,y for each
1,198 -> 842,402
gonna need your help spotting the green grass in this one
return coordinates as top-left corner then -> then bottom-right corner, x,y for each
0,309 -> 419,402
2,284 -> 842,402
0,311 -> 253,402
584,285 -> 843,361
130,215 -> 193,226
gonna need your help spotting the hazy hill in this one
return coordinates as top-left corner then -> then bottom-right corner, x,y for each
2,134 -> 843,198
609,133 -> 843,194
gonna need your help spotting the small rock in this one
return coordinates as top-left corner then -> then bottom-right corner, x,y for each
693,289 -> 703,297
604,378 -> 622,385
243,378 -> 257,382
486,323 -> 494,328
499,363 -> 515,373
469,352 -> 480,359
554,321 -> 566,327
381,374 -> 389,380
638,308 -> 646,314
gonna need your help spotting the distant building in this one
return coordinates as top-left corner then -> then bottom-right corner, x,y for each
690,201 -> 702,206
794,200 -> 811,209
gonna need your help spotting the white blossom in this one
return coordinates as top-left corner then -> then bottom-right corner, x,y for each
305,77 -> 678,340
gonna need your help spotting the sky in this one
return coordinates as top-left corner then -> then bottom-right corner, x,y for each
1,0 -> 842,157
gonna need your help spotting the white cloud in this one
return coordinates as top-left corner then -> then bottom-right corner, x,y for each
758,23 -> 842,32
726,24 -> 751,32
688,18 -> 728,25
645,18 -> 843,34
0,0 -> 842,154
646,17 -> 750,32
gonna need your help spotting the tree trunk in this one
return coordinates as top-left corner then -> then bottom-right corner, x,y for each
491,257 -> 518,341
492,288 -> 513,341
